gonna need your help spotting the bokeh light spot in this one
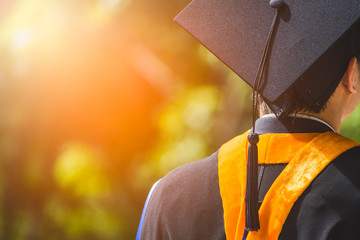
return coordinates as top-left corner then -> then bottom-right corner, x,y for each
54,143 -> 110,198
183,86 -> 219,129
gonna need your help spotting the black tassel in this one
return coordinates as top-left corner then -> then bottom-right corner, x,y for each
245,132 -> 260,231
244,0 -> 283,232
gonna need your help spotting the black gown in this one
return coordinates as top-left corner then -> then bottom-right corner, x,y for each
137,115 -> 360,240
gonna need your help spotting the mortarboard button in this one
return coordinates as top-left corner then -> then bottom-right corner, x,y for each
269,0 -> 284,9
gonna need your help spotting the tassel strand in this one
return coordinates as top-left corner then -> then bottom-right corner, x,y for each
245,133 -> 260,231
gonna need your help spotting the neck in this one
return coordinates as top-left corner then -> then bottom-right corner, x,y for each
259,108 -> 341,133
259,111 -> 338,132
297,110 -> 341,133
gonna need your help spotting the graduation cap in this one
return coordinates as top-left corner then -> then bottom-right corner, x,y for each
175,0 -> 360,116
175,0 -> 360,232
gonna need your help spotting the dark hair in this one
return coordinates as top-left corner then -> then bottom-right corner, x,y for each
258,92 -> 329,115
259,54 -> 360,115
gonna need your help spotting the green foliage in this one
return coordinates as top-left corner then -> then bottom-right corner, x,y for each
151,85 -> 221,175
45,197 -> 122,239
341,104 -> 360,142
54,143 -> 110,198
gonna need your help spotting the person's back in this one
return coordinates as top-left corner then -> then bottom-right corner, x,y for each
137,0 -> 360,239
138,115 -> 360,239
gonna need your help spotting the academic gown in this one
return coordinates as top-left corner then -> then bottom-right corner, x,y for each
137,115 -> 360,240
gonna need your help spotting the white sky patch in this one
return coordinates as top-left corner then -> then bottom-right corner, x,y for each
98,0 -> 122,11
10,28 -> 32,52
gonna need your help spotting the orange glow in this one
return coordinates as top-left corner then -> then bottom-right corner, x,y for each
0,0 -> 250,238
0,0 -> 166,153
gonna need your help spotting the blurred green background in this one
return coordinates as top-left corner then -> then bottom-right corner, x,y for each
0,0 -> 358,239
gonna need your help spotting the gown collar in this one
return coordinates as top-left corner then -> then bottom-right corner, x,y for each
254,114 -> 334,134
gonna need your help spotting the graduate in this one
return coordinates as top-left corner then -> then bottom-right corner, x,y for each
137,0 -> 360,239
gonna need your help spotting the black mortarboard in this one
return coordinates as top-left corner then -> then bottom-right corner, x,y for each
175,0 -> 360,233
175,0 -> 360,116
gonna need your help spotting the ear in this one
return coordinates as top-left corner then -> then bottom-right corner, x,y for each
342,57 -> 358,94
